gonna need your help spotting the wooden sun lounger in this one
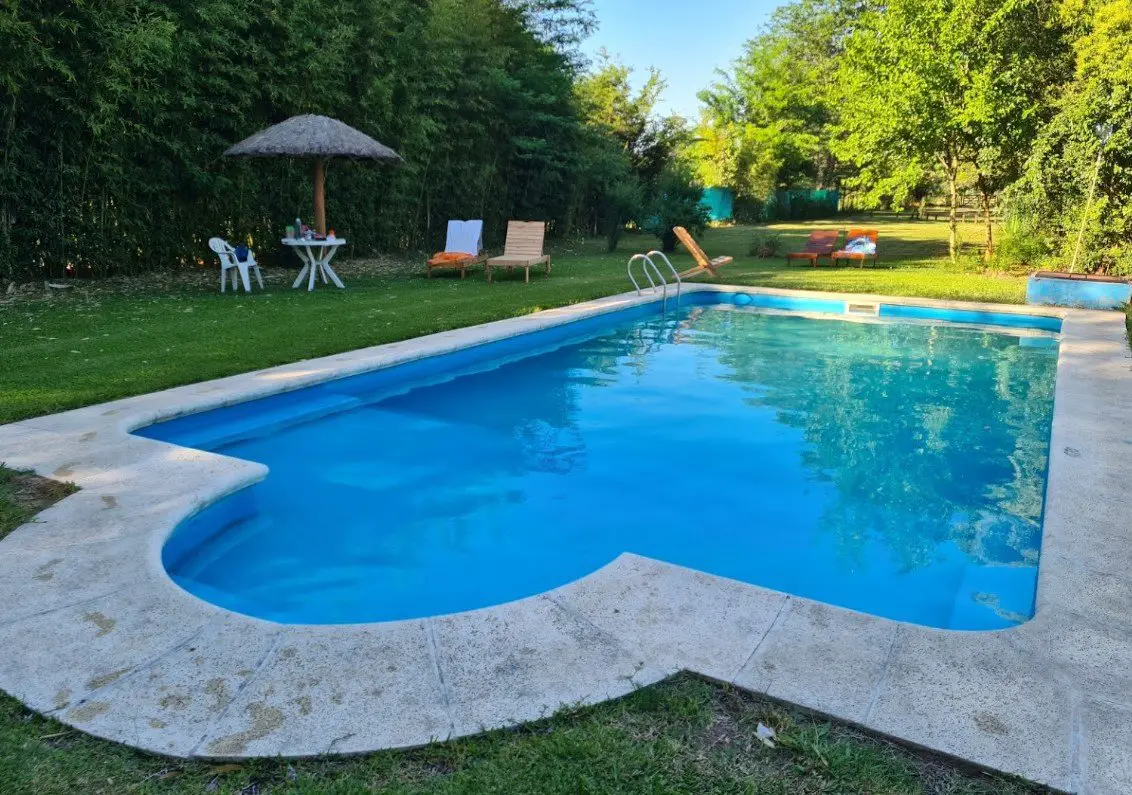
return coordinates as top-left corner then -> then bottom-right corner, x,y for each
673,226 -> 732,279
426,252 -> 486,279
426,220 -> 486,278
486,221 -> 551,284
786,230 -> 840,266
832,228 -> 880,267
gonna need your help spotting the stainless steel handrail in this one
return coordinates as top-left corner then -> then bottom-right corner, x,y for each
645,250 -> 681,298
628,253 -> 665,298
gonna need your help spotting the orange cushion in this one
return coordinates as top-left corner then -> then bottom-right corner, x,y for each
428,252 -> 473,266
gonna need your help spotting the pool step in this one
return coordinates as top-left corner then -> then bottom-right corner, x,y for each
947,562 -> 1037,630
168,392 -> 362,450
846,302 -> 880,316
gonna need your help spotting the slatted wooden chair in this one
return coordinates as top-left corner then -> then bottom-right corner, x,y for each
673,226 -> 732,279
831,228 -> 879,267
786,229 -> 840,266
486,221 -> 551,284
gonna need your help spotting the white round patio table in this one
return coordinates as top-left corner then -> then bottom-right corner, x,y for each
282,237 -> 347,291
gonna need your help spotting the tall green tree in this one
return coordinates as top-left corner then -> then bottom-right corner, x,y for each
1010,0 -> 1132,273
572,51 -> 689,248
574,52 -> 690,186
961,1 -> 1070,255
575,53 -> 662,155
835,0 -> 1068,259
644,163 -> 711,252
692,0 -> 853,200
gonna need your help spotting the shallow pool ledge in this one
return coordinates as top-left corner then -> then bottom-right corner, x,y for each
0,285 -> 1130,795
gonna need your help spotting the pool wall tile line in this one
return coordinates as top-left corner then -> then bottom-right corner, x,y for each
0,285 -> 1129,794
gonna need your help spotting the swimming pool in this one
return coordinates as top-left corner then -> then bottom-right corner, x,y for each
141,293 -> 1059,630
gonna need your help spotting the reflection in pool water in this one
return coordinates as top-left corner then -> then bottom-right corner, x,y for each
159,305 -> 1058,628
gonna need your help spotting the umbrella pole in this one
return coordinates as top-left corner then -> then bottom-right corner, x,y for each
312,158 -> 327,235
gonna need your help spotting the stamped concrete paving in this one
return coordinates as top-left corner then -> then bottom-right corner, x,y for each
1,285 -> 1129,794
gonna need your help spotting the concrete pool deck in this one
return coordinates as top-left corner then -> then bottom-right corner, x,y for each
0,284 -> 1129,793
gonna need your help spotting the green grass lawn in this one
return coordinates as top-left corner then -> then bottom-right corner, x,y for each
0,672 -> 1045,795
0,217 -> 1055,794
0,217 -> 1025,426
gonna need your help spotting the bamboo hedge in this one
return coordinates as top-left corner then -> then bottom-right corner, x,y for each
1,0 -> 609,280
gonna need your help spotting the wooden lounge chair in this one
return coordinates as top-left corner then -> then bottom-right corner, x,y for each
786,230 -> 840,267
672,226 -> 733,279
486,221 -> 551,284
831,228 -> 879,267
426,220 -> 486,279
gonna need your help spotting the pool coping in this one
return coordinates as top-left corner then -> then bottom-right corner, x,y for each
1,283 -> 1130,793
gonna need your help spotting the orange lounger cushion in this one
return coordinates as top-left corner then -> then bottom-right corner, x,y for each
428,252 -> 474,266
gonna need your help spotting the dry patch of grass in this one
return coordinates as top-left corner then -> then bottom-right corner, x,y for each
0,465 -> 76,540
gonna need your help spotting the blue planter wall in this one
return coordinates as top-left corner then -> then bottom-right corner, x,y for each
1026,273 -> 1131,310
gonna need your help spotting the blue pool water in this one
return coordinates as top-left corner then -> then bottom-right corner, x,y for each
144,296 -> 1059,629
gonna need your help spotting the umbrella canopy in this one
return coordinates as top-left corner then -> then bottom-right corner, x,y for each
224,114 -> 402,234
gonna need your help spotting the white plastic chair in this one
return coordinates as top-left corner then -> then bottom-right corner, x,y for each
209,237 -> 263,293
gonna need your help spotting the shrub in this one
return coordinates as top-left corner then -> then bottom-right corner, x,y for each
733,190 -> 841,223
991,210 -> 1052,271
643,165 -> 711,252
600,179 -> 643,252
748,230 -> 782,257
992,229 -> 1052,271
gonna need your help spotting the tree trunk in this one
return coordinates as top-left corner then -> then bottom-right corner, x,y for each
1,95 -> 16,280
981,190 -> 993,260
973,173 -> 994,260
945,158 -> 958,261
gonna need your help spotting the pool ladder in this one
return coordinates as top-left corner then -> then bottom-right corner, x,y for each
627,251 -> 682,306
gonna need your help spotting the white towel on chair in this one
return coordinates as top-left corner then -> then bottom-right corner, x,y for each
445,220 -> 483,256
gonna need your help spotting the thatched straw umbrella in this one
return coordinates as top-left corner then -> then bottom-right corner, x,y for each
225,114 -> 402,235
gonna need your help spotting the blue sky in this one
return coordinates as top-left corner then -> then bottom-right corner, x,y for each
581,0 -> 781,119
